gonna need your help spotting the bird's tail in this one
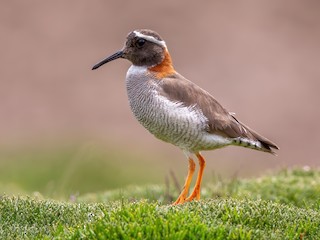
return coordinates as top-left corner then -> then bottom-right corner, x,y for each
232,122 -> 279,154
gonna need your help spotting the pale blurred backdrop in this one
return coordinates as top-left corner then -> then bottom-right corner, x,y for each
1,1 -> 319,196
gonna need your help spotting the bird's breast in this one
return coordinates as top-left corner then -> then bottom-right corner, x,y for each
125,65 -> 210,150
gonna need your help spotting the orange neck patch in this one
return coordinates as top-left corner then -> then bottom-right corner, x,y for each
149,50 -> 175,79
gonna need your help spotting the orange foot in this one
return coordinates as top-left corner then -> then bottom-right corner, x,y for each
172,153 -> 206,205
172,158 -> 195,205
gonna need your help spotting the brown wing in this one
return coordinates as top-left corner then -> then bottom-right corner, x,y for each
158,72 -> 279,152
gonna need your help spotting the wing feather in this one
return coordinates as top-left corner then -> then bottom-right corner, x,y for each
158,72 -> 279,152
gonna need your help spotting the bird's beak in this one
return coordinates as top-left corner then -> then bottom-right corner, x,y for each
92,50 -> 124,70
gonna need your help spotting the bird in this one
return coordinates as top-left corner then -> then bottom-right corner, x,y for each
92,29 -> 279,205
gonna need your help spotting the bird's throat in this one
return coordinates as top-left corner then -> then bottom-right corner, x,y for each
149,50 -> 175,79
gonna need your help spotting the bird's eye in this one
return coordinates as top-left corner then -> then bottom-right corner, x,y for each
136,38 -> 146,48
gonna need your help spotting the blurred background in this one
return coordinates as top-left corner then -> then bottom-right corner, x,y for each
1,0 -> 319,198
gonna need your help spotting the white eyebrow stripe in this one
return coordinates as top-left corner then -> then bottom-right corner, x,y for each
133,31 -> 167,48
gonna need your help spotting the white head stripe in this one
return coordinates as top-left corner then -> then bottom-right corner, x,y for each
133,31 -> 167,48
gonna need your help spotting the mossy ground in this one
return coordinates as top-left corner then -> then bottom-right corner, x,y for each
0,168 -> 319,239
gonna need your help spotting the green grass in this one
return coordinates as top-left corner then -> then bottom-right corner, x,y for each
1,168 -> 320,239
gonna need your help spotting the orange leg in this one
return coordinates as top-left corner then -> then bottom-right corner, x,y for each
172,158 -> 196,205
186,153 -> 206,202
